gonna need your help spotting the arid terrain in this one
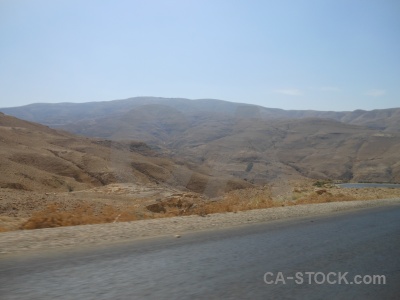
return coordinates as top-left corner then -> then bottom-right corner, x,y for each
1,98 -> 400,232
3,97 -> 400,132
2,174 -> 400,232
2,98 -> 400,184
0,111 -> 251,193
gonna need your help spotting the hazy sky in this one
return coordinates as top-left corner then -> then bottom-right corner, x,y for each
1,0 -> 399,111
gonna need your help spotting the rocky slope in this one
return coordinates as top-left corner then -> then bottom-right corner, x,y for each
0,112 -> 251,195
1,98 -> 400,184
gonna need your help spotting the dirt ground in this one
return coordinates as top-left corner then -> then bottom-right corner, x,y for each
1,179 -> 400,232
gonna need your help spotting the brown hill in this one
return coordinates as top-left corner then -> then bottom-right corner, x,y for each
48,104 -> 400,184
1,98 -> 399,185
0,112 -> 251,195
1,107 -> 400,232
169,117 -> 400,184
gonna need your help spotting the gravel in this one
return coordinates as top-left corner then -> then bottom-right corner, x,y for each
1,198 -> 400,256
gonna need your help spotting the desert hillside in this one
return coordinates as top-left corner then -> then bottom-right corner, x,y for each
0,112 -> 255,231
1,111 -> 400,232
1,98 -> 400,184
0,112 -> 251,195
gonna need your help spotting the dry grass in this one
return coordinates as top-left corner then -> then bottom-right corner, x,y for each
0,216 -> 27,232
0,226 -> 9,232
194,190 -> 276,215
20,203 -> 140,230
13,181 -> 400,231
290,191 -> 356,205
139,187 -> 277,219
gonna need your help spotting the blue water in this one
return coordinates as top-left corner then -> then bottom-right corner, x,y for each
338,183 -> 400,188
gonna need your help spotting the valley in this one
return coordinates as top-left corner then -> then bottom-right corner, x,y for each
1,98 -> 400,231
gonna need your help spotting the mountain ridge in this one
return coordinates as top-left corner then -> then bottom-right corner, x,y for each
2,97 -> 399,131
1,97 -> 399,184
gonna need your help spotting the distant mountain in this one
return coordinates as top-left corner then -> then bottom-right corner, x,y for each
1,97 -> 400,184
2,97 -> 400,131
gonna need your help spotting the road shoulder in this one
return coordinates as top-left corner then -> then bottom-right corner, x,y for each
1,198 -> 400,256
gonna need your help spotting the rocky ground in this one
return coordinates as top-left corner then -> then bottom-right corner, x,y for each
0,182 -> 206,231
1,179 -> 400,233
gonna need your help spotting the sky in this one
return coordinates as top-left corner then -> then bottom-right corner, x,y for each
0,0 -> 399,111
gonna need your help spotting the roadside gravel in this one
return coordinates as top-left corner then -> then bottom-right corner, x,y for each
1,198 -> 400,256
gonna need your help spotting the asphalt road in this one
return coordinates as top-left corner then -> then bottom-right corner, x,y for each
1,205 -> 400,299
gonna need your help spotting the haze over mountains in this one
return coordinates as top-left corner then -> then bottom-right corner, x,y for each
2,97 -> 400,131
1,97 -> 400,187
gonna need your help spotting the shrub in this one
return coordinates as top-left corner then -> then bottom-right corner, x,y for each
20,204 -> 138,230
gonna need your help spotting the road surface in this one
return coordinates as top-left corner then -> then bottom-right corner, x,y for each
1,205 -> 400,299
